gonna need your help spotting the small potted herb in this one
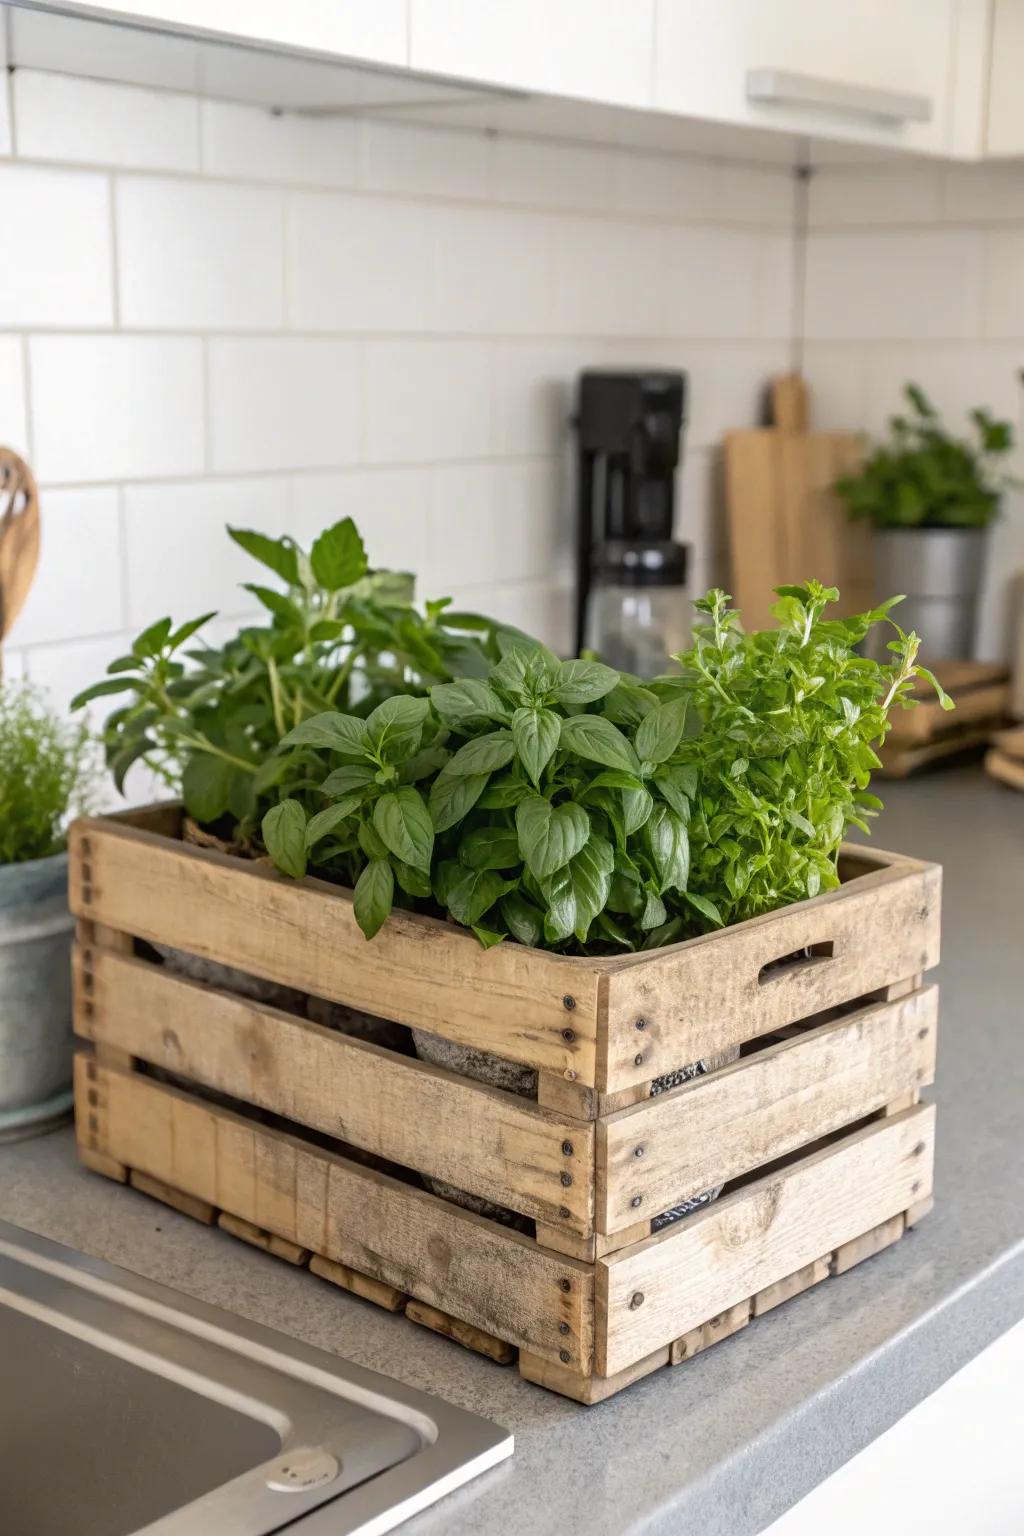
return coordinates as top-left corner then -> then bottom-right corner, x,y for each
835,383 -> 1018,658
0,682 -> 95,1141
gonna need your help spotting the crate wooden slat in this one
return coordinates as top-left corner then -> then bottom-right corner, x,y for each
599,852 -> 939,1088
70,804 -> 941,1403
597,986 -> 936,1233
70,817 -> 601,1084
76,1055 -> 595,1371
74,943 -> 595,1234
596,1103 -> 935,1375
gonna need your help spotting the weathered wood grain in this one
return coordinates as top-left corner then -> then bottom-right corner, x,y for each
598,986 -> 937,1233
406,1300 -> 516,1364
76,1055 -> 594,1370
75,942 -> 594,1233
129,1169 -> 216,1224
69,816 -> 601,1084
309,1253 -> 408,1312
597,1104 -> 935,1374
599,853 -> 941,1091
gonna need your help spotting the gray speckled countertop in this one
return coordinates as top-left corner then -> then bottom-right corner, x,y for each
2,767 -> 1023,1535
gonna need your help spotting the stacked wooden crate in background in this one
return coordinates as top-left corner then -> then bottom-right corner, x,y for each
986,725 -> 1024,791
71,805 -> 940,1404
879,661 -> 1011,779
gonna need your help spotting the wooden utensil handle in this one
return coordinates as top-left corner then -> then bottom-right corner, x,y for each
0,446 -> 41,656
772,374 -> 809,432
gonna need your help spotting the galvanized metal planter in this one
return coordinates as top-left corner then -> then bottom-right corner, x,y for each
0,851 -> 74,1142
871,526 -> 988,660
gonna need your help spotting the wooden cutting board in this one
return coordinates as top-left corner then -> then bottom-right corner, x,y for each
724,375 -> 872,630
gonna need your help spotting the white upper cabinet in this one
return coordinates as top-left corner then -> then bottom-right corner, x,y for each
987,0 -> 1024,155
654,0 -> 957,156
407,0 -> 656,110
16,0 -> 1012,162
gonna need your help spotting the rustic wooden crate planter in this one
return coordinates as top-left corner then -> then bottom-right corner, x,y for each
70,805 -> 940,1403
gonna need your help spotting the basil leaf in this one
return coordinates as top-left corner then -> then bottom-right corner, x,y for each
393,859 -> 432,898
635,696 -> 688,765
684,891 -> 724,928
645,803 -> 690,894
559,714 -> 640,775
358,819 -> 389,860
640,888 -> 667,930
428,764 -> 489,832
552,659 -> 620,705
373,786 -> 434,871
320,763 -> 376,799
567,836 -> 614,942
477,773 -> 531,809
654,763 -> 697,817
516,795 -> 590,879
281,712 -> 370,757
445,866 -> 515,928
459,826 -> 522,870
446,729 -> 516,776
366,695 -> 430,751
353,859 -> 394,939
262,798 -> 308,879
310,517 -> 367,591
306,798 -> 362,849
471,925 -> 506,949
430,679 -> 509,726
511,706 -> 561,786
622,785 -> 653,835
501,890 -> 544,947
228,526 -> 298,585
182,752 -> 236,823
601,681 -> 658,726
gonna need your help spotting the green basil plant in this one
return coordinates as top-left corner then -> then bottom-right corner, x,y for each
259,581 -> 952,952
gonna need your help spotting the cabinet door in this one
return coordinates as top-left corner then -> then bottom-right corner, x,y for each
408,0 -> 657,110
988,0 -> 1024,155
654,0 -> 955,154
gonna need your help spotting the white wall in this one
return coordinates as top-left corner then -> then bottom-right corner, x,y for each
0,42 -> 796,715
802,159 -> 1024,661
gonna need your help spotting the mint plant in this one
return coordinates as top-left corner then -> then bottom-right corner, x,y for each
260,582 -> 951,949
0,681 -> 97,864
71,518 -> 498,835
835,382 -> 1019,529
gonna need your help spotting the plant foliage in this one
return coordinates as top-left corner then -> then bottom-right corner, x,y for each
261,582 -> 952,948
71,518 -> 511,835
835,382 -> 1019,530
0,681 -> 96,864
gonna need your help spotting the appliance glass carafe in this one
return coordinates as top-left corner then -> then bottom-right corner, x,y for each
584,539 -> 690,678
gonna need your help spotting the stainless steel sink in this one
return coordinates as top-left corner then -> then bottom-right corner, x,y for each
0,1219 -> 512,1533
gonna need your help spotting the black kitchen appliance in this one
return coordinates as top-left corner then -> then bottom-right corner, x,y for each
573,369 -> 689,672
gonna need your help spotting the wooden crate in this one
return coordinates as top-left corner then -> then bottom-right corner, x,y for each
985,725 -> 1024,792
879,661 -> 1010,778
70,806 -> 940,1403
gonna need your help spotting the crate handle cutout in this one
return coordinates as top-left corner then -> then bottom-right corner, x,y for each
758,940 -> 836,987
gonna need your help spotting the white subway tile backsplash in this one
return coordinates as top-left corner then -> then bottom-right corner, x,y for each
804,230 -> 984,341
666,228 -> 792,340
30,335 -> 204,482
0,57 -> 834,694
943,162 -> 1024,224
208,338 -> 359,473
983,230 -> 1024,339
286,193 -> 431,333
123,476 -> 291,623
10,487 -> 123,646
492,136 -> 613,213
359,120 -> 489,201
23,630 -> 135,720
117,178 -> 284,330
428,206 -> 551,334
0,165 -> 113,327
550,215 -> 667,336
491,341 -> 579,457
201,99 -> 358,188
611,150 -> 717,222
13,70 -> 200,172
0,337 -> 29,459
363,340 -> 492,462
290,468 -> 430,577
807,165 -> 943,228
799,343 -> 866,431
